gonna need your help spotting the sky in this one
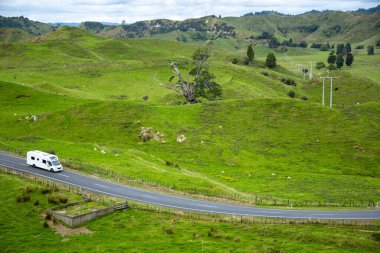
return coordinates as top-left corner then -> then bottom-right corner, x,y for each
0,0 -> 378,24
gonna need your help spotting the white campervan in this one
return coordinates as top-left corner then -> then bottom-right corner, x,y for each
26,150 -> 63,172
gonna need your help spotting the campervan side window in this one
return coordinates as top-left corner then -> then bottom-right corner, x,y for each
42,160 -> 46,164
31,156 -> 35,160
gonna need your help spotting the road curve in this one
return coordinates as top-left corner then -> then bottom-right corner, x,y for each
1,152 -> 379,220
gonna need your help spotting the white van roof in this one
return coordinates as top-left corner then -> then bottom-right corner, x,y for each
28,150 -> 56,157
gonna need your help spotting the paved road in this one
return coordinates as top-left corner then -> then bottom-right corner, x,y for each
1,152 -> 379,220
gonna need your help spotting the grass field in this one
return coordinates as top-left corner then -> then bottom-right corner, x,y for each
1,172 -> 379,253
0,26 -> 379,206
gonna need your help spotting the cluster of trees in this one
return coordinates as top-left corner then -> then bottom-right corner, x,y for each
311,42 -> 332,51
268,37 -> 307,48
251,32 -> 307,49
231,44 -> 276,69
326,43 -> 354,69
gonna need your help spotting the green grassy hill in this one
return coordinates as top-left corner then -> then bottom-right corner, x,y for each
77,10 -> 380,44
0,27 -> 379,205
0,15 -> 53,36
0,28 -> 32,42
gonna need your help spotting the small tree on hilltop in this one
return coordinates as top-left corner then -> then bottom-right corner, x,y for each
265,53 -> 277,68
336,54 -> 344,69
345,52 -> 354,66
247,44 -> 254,64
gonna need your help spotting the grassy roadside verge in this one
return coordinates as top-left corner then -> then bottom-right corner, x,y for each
1,170 -> 380,253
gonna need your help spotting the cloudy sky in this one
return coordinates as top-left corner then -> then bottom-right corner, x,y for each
0,0 -> 378,24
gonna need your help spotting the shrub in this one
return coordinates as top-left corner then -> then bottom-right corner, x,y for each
355,45 -> 364,49
163,226 -> 174,235
231,58 -> 239,64
17,193 -> 30,203
315,62 -> 325,69
45,213 -> 52,220
281,78 -> 296,86
142,96 -> 149,101
287,90 -> 295,98
34,200 -> 40,206
58,195 -> 68,204
48,195 -> 59,204
261,72 -> 269,77
24,186 -> 34,193
41,188 -> 52,194
301,96 -> 308,101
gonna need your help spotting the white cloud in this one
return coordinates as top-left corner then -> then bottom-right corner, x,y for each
0,0 -> 378,23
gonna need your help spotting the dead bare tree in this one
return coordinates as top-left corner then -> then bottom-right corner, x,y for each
155,43 -> 221,104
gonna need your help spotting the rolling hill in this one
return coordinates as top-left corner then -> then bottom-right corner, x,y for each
0,26 -> 379,205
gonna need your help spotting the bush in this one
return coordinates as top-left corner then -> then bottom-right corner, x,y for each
315,62 -> 325,69
287,90 -> 295,98
231,58 -> 239,64
355,45 -> 364,49
261,72 -> 269,77
24,186 -> 34,193
281,78 -> 296,86
58,195 -> 68,204
163,226 -> 174,235
142,95 -> 149,101
41,188 -> 52,194
301,96 -> 308,101
34,199 -> 40,206
17,193 -> 30,203
45,213 -> 52,220
47,195 -> 59,204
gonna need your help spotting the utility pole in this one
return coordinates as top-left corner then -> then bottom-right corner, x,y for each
320,77 -> 336,108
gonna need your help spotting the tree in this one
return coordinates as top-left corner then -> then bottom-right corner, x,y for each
336,43 -> 345,55
345,52 -> 354,66
247,45 -> 254,63
265,53 -> 276,68
345,43 -> 351,53
367,45 -> 374,55
327,50 -> 337,65
159,43 -> 222,104
336,54 -> 344,69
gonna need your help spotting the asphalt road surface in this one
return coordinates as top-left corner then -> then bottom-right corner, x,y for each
1,152 -> 379,220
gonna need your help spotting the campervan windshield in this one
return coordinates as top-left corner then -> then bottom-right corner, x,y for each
50,156 -> 61,166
